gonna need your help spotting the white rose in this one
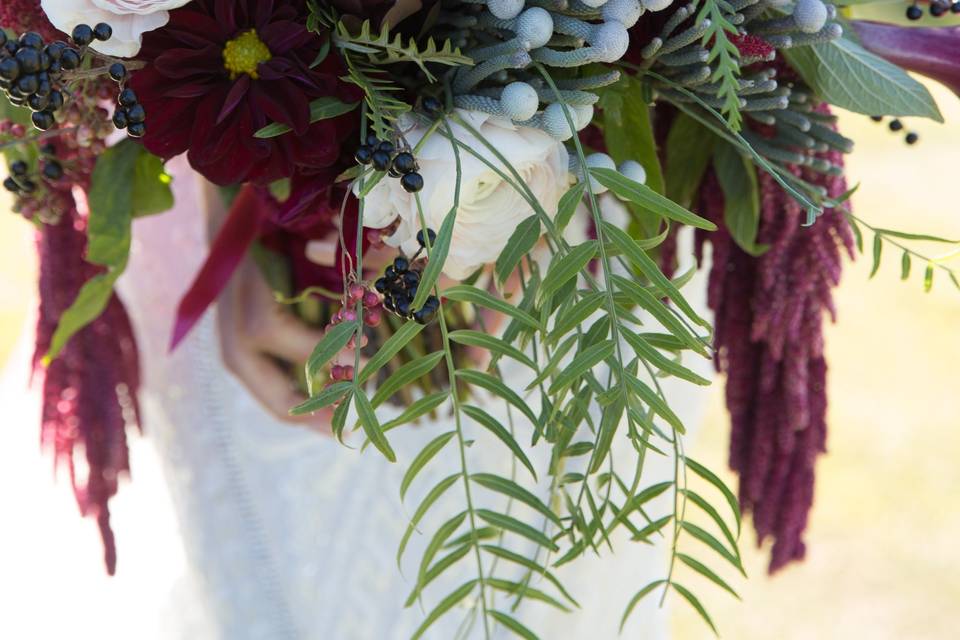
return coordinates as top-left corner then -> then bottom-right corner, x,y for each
40,0 -> 193,57
362,110 -> 571,280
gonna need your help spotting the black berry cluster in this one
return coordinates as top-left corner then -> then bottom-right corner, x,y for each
0,28 -> 87,131
355,134 -> 424,193
906,0 -> 960,19
374,229 -> 440,325
869,115 -> 919,146
2,148 -> 63,195
0,23 -> 146,138
112,86 -> 146,138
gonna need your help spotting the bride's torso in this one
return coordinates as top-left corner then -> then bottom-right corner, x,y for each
118,157 -> 713,639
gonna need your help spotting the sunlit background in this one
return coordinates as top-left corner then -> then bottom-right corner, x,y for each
1,85 -> 958,639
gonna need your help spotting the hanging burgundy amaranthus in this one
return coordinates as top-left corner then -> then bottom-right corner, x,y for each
696,120 -> 854,572
34,194 -> 141,576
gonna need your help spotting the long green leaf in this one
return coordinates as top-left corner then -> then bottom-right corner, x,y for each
681,522 -> 745,576
547,292 -> 604,345
489,610 -> 539,640
486,578 -> 570,611
538,241 -> 597,304
381,391 -> 449,432
603,222 -> 708,327
410,579 -> 478,640
416,511 -> 468,592
590,167 -> 716,230
622,327 -> 710,386
589,397 -> 626,474
397,473 -> 461,567
404,544 -> 472,607
615,275 -> 706,356
462,404 -> 537,480
371,351 -> 445,406
306,322 -> 358,380
456,369 -> 538,425
555,181 -> 587,234
682,489 -> 738,551
620,580 -> 667,632
471,473 -> 561,526
449,330 -> 538,371
626,374 -> 686,434
401,431 -> 456,499
443,284 -> 540,330
677,553 -> 740,600
290,380 -> 352,416
354,392 -> 396,462
869,234 -> 882,279
481,546 -> 578,607
358,321 -> 424,383
685,457 -> 741,534
476,509 -> 559,551
412,197 -> 457,309
672,582 -> 719,636
496,215 -> 541,285
548,340 -> 615,394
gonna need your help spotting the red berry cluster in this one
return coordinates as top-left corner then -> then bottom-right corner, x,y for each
324,281 -> 385,384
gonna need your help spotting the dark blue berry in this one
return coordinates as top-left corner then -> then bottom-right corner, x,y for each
126,103 -> 146,124
416,228 -> 436,248
906,4 -> 923,19
118,87 -> 137,107
905,132 -> 919,145
42,161 -> 63,180
17,74 -> 39,94
0,58 -> 20,81
27,93 -> 49,111
392,152 -> 416,174
393,256 -> 410,272
93,23 -> 113,41
47,90 -> 64,111
71,24 -> 94,46
374,277 -> 389,293
60,48 -> 80,70
3,177 -> 19,193
889,119 -> 903,132
400,172 -> 424,194
376,140 -> 395,155
112,107 -> 129,129
10,160 -> 28,176
402,271 -> 420,287
108,62 -> 127,82
355,145 -> 373,165
384,266 -> 396,280
371,150 -> 391,171
44,42 -> 67,61
366,133 -> 380,147
31,110 -> 55,131
19,32 -> 44,50
127,122 -> 146,138
15,48 -> 42,74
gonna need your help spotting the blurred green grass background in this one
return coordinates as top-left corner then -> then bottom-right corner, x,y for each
1,84 -> 958,638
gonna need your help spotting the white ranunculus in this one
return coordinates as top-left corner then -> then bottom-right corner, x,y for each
41,0 -> 192,57
362,110 -> 571,280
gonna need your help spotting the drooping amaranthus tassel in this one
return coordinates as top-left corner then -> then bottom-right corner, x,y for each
696,124 -> 854,572
33,197 -> 141,575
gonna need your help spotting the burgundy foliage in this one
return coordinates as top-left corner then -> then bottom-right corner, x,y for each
695,125 -> 854,572
34,202 -> 141,575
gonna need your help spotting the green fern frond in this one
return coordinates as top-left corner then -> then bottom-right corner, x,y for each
334,20 -> 472,83
696,0 -> 743,132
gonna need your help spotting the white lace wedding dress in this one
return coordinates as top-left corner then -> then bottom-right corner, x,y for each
112,156 -> 715,640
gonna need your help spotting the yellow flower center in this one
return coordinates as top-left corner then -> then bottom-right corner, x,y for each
222,30 -> 272,80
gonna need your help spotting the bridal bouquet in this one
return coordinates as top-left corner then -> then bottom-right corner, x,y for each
2,0 -> 958,635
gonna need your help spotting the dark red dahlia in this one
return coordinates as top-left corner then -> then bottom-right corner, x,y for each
130,0 -> 362,185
